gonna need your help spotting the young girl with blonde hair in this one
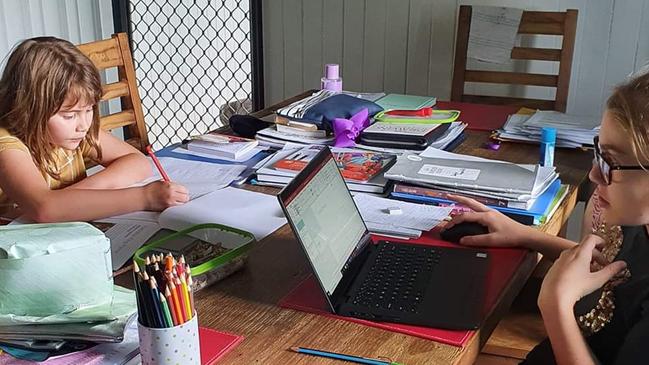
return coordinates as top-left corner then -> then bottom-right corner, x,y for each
445,71 -> 649,364
0,36 -> 188,222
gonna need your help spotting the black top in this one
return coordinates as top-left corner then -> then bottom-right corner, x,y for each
522,226 -> 649,365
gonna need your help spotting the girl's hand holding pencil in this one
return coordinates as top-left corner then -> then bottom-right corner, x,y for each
134,254 -> 196,328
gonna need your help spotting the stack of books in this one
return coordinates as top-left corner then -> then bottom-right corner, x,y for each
185,132 -> 262,162
496,109 -> 599,148
255,145 -> 396,194
384,148 -> 568,225
255,124 -> 335,149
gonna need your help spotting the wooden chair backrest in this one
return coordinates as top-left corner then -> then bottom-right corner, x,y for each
451,6 -> 578,112
77,33 -> 149,151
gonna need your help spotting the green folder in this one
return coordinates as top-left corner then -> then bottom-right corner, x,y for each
375,93 -> 437,111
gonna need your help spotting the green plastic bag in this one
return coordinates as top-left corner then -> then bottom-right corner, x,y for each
0,222 -> 115,325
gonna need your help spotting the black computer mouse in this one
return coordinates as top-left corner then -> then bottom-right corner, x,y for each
440,222 -> 489,243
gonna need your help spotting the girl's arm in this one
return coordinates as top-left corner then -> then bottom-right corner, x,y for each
540,301 -> 595,365
444,193 -> 598,261
538,236 -> 626,365
0,149 -> 187,222
69,130 -> 152,190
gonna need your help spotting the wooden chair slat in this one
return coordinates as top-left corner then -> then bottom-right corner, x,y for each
100,110 -> 136,130
465,71 -> 558,87
518,22 -> 564,35
77,38 -> 124,69
101,81 -> 130,100
462,95 -> 555,110
510,47 -> 561,61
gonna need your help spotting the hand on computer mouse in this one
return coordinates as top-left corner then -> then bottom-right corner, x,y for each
440,221 -> 489,244
443,194 -> 535,248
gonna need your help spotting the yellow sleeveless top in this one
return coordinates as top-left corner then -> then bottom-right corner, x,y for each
0,127 -> 94,217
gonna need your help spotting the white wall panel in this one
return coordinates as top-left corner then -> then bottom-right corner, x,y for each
262,0 -> 649,118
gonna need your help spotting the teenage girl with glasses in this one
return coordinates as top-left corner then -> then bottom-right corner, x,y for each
443,72 -> 649,364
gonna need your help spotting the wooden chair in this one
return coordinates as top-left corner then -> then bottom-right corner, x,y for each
77,33 -> 149,152
451,6 -> 578,112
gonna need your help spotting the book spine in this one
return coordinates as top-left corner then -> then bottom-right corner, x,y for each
393,184 -> 513,208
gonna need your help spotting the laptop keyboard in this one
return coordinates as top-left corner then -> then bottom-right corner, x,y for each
351,243 -> 441,314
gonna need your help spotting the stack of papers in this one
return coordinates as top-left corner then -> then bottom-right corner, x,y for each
385,147 -> 566,225
497,110 -> 600,148
353,193 -> 452,239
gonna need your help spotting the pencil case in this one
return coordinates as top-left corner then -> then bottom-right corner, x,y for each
374,110 -> 460,124
133,223 -> 255,291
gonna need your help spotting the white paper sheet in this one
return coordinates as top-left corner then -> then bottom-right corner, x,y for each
467,6 -> 523,64
145,157 -> 246,200
353,193 -> 452,231
93,219 -> 161,270
158,187 -> 287,241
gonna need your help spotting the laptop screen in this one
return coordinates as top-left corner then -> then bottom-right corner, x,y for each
280,149 -> 368,295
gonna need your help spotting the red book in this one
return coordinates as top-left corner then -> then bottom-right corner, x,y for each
199,327 -> 244,365
435,101 -> 519,131
278,231 -> 531,347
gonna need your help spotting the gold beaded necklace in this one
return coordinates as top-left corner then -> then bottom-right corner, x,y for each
576,193 -> 631,335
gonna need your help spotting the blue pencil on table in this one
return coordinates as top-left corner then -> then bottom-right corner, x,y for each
290,346 -> 404,365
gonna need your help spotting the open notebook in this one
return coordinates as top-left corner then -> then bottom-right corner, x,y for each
95,187 -> 286,270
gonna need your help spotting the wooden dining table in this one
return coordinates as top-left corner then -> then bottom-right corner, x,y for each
119,92 -> 594,364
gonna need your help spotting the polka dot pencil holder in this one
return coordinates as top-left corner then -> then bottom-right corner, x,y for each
138,313 -> 201,365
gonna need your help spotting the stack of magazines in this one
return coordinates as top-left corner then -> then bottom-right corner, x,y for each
254,145 -> 396,194
384,148 -> 568,225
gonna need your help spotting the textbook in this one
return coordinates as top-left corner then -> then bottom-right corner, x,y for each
256,146 -> 396,193
360,122 -> 451,150
187,133 -> 259,160
272,148 -> 394,183
384,154 -> 539,195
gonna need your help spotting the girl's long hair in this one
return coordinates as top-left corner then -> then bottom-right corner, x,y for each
0,36 -> 103,180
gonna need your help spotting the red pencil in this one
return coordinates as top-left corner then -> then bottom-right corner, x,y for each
146,145 -> 171,182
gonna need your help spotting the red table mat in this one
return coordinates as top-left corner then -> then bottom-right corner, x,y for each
278,232 -> 529,347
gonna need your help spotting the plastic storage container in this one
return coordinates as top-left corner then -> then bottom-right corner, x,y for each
134,223 -> 255,291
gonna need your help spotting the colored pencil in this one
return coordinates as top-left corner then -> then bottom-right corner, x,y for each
187,274 -> 195,315
165,286 -> 179,326
180,274 -> 192,319
149,279 -> 165,328
146,145 -> 171,182
160,293 -> 174,327
169,280 -> 185,324
175,277 -> 189,321
290,347 -> 401,365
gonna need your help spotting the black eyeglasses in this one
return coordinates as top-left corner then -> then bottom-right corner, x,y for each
593,136 -> 645,185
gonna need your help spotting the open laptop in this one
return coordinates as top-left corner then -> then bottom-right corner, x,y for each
277,146 -> 490,330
